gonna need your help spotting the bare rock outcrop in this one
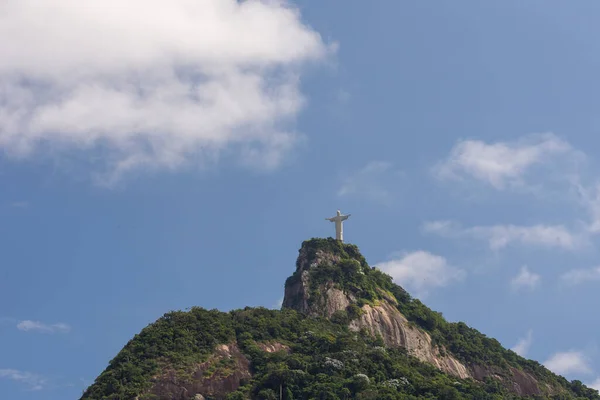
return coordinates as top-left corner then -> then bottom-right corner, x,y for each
283,246 -> 471,379
349,299 -> 470,379
146,343 -> 251,400
508,367 -> 544,396
282,269 -> 311,314
256,341 -> 290,354
283,248 -> 345,316
279,239 -> 560,397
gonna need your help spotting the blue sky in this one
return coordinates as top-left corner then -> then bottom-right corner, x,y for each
2,0 -> 600,398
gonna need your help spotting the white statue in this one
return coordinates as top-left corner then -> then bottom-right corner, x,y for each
326,210 -> 351,242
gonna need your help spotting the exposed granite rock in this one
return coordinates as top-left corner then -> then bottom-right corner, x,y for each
349,296 -> 470,379
283,248 -> 346,317
509,367 -> 543,396
467,364 -> 546,396
84,238 -> 584,400
256,341 -> 290,354
283,244 -> 471,379
282,269 -> 311,314
281,241 -> 557,397
146,343 -> 251,400
296,248 -> 342,273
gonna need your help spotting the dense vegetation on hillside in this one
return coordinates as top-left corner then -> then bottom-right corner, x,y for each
286,238 -> 599,399
82,238 -> 600,399
82,306 -> 597,400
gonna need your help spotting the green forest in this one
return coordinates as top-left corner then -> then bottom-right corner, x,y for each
81,239 -> 600,400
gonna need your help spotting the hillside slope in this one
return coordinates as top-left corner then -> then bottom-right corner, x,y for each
81,238 -> 599,400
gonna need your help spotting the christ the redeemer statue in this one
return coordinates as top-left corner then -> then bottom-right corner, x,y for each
326,210 -> 351,242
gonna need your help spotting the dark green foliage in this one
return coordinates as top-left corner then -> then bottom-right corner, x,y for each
82,305 -> 600,400
295,238 -> 393,308
232,308 -> 522,400
82,239 -> 600,399
346,303 -> 363,320
81,308 -> 235,399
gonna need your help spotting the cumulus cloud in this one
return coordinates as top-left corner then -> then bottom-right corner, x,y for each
0,369 -> 47,391
422,220 -> 582,251
511,330 -> 533,357
560,266 -> 600,286
434,133 -> 576,189
544,351 -> 592,375
16,320 -> 71,334
511,266 -> 540,291
375,251 -> 465,297
0,0 -> 333,184
337,161 -> 402,205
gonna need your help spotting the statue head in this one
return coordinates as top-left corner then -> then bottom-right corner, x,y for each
336,210 -> 341,215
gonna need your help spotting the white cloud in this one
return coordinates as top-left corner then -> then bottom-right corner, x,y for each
423,220 -> 582,251
560,266 -> 600,286
434,133 -> 575,189
511,330 -> 533,357
431,133 -> 600,251
467,225 -> 579,250
0,369 -> 47,391
375,251 -> 465,296
337,161 -> 402,205
511,266 -> 540,291
0,0 -> 333,184
16,320 -> 71,334
421,220 -> 456,236
544,351 -> 592,375
273,297 -> 283,309
574,182 -> 600,234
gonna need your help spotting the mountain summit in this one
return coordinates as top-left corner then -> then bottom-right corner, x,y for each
82,238 -> 599,400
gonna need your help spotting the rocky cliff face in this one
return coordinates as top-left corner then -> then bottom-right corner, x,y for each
348,294 -> 472,380
139,342 -> 292,400
142,343 -> 251,400
282,238 -> 551,396
84,238 -> 592,400
283,243 -> 470,379
282,246 -> 346,316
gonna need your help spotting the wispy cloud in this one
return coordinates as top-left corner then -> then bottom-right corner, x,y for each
543,351 -> 592,375
432,134 -> 600,249
422,220 -> 583,251
337,161 -> 403,205
511,330 -> 533,357
273,297 -> 283,309
375,250 -> 465,297
0,0 -> 334,185
433,133 -> 578,190
16,320 -> 71,334
10,201 -> 28,208
573,182 -> 600,234
587,377 -> 600,391
0,369 -> 47,391
560,266 -> 600,286
510,266 -> 540,291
